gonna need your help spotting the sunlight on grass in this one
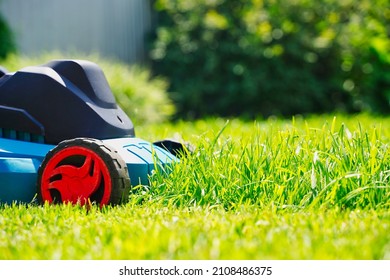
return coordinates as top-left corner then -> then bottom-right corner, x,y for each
1,114 -> 389,259
140,114 -> 390,210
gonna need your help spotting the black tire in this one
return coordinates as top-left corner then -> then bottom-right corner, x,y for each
37,138 -> 131,206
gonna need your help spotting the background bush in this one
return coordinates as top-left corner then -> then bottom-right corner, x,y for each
0,8 -> 15,59
0,53 -> 174,125
151,0 -> 390,119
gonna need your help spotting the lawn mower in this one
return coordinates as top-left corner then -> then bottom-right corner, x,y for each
0,59 -> 183,207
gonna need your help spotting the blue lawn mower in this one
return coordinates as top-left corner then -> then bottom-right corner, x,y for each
0,59 -> 183,207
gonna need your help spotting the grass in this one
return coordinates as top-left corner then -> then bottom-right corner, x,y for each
1,114 -> 390,259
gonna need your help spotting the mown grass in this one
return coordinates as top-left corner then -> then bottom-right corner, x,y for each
1,204 -> 389,259
1,114 -> 390,259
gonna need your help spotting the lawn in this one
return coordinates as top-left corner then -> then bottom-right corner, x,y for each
1,114 -> 389,259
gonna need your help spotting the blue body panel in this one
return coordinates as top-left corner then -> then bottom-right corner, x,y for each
0,137 -> 177,204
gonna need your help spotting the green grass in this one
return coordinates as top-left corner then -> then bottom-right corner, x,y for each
1,114 -> 390,259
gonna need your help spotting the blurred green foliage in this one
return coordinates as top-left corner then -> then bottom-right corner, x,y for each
95,58 -> 174,125
151,0 -> 390,118
0,53 -> 174,124
0,10 -> 15,58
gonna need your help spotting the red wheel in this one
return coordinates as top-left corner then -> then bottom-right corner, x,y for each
37,138 -> 131,207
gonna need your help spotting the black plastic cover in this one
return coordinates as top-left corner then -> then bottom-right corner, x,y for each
0,66 -> 7,78
0,105 -> 44,135
0,60 -> 135,144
